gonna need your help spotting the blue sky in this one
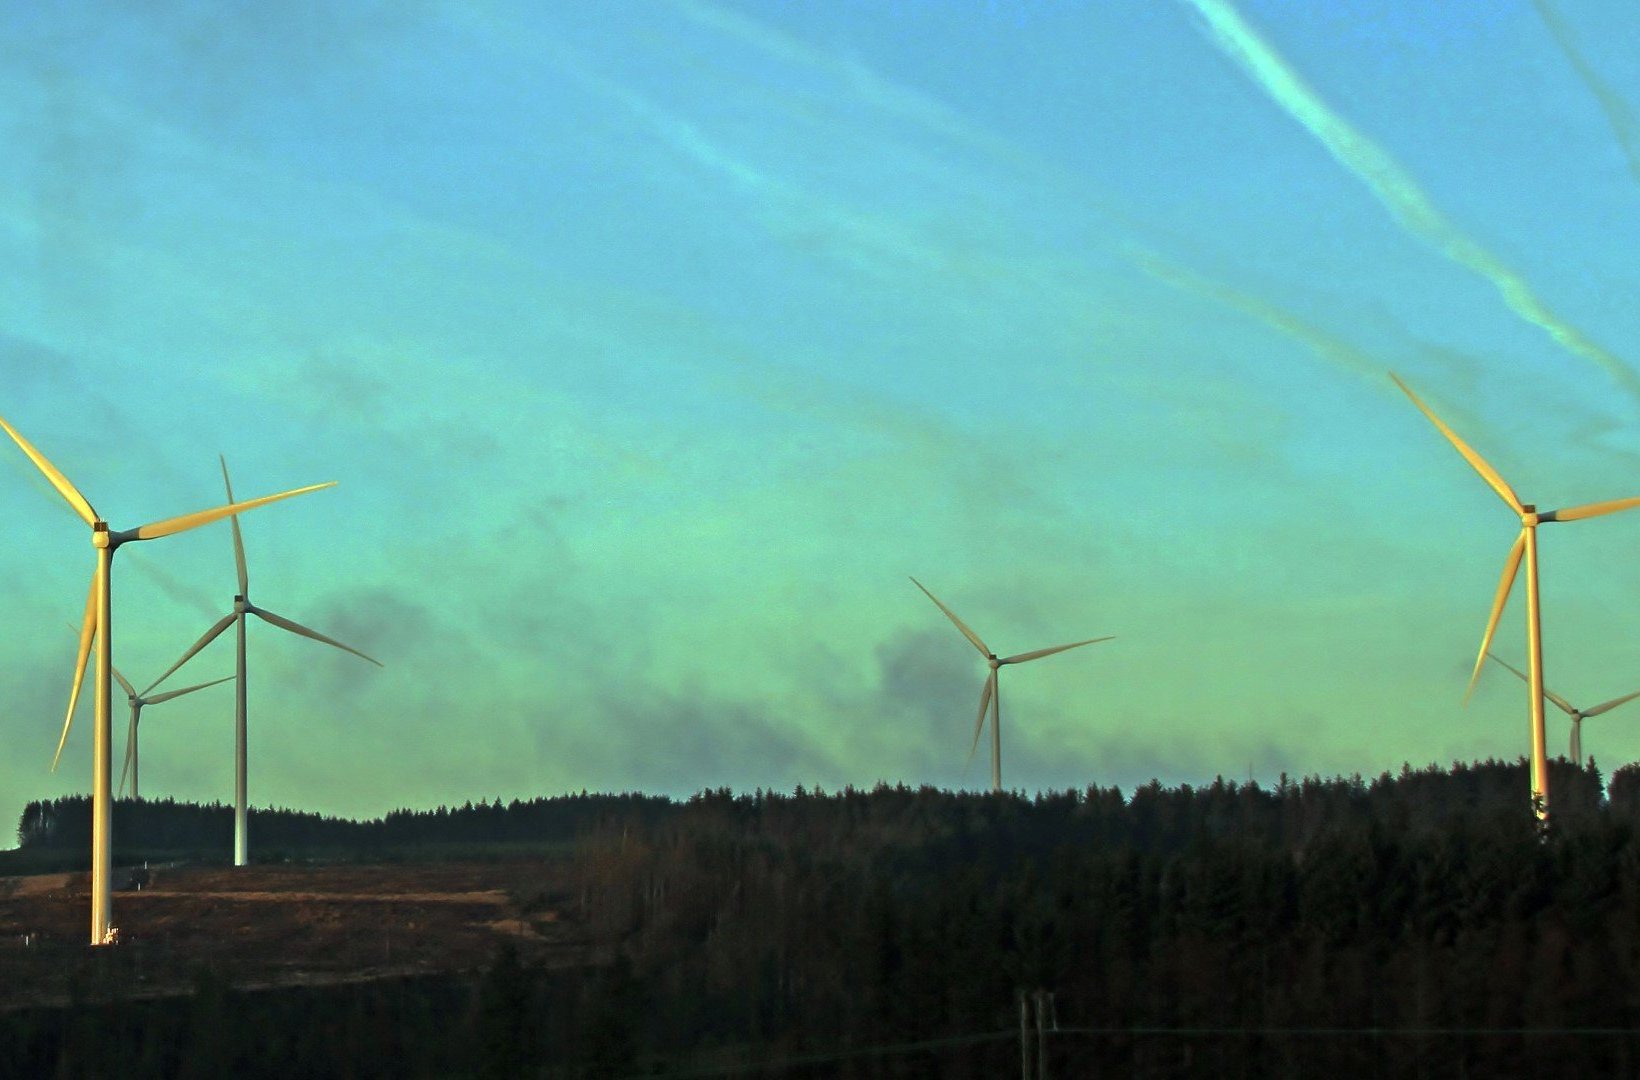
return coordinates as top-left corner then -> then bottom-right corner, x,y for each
6,0 -> 1640,826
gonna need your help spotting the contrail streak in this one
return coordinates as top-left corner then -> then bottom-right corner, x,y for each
1178,0 -> 1640,406
1531,0 -> 1640,192
1133,247 -> 1517,450
1133,248 -> 1384,383
666,0 -> 1006,156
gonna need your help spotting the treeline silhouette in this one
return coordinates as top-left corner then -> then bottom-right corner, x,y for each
13,792 -> 674,861
13,757 -> 1640,1077
18,756 -> 1633,859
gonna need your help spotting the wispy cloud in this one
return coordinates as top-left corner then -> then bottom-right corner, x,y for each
447,8 -> 1121,324
1179,0 -> 1640,407
665,0 -> 1012,159
1128,247 -> 1537,464
663,0 -> 1152,245
1133,247 -> 1388,385
1531,0 -> 1640,193
563,63 -> 994,292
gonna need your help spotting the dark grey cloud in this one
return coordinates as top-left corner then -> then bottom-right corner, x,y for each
871,625 -> 984,768
257,352 -> 507,477
0,332 -> 126,446
121,548 -> 225,621
11,3 -> 443,134
294,588 -> 431,671
1008,718 -> 1306,798
589,681 -> 842,796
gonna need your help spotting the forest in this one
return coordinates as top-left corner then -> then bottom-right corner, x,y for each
9,757 -> 1640,1077
11,789 -> 675,865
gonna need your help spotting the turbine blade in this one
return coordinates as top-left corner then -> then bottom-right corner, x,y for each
146,674 -> 235,705
1486,651 -> 1577,716
130,481 -> 336,542
1584,689 -> 1640,718
110,664 -> 136,701
1389,373 -> 1523,515
0,414 -> 98,525
53,575 -> 98,772
1464,531 -> 1525,706
1547,495 -> 1640,523
64,620 -> 136,700
1544,688 -> 1581,717
1000,636 -> 1115,665
910,577 -> 991,656
220,455 -> 248,595
967,672 -> 996,763
141,614 -> 236,696
251,605 -> 382,666
118,710 -> 137,797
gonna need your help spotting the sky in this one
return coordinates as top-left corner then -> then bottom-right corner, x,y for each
7,0 -> 1640,828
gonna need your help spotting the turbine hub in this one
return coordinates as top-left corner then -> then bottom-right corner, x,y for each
233,595 -> 249,613
91,522 -> 110,549
1520,504 -> 1540,527
988,654 -> 999,667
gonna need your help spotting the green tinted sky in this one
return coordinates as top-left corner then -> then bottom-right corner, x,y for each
6,0 -> 1640,824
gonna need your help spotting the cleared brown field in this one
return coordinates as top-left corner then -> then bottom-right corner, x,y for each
0,860 -> 589,1010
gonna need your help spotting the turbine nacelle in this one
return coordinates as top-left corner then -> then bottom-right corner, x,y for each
1518,507 -> 1573,526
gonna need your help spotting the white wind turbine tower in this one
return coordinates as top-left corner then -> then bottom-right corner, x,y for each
145,455 -> 381,867
1,415 -> 333,946
911,577 -> 1111,793
1487,652 -> 1640,767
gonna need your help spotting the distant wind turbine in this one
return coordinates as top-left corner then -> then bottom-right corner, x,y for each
1392,372 -> 1640,825
1,415 -> 333,945
145,455 -> 381,867
61,624 -> 232,801
116,667 -> 233,800
1486,652 -> 1640,766
910,577 -> 1111,793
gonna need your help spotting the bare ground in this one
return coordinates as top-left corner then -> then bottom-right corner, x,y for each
0,860 -> 589,1010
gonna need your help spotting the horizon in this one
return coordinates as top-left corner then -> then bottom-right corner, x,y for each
3,751 -> 1627,853
7,1 -> 1640,825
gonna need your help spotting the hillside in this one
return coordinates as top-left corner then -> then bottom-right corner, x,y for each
7,762 -> 1640,1077
0,861 -> 585,1013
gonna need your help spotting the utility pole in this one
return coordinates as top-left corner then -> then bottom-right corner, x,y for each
1034,989 -> 1049,1080
1019,991 -> 1032,1080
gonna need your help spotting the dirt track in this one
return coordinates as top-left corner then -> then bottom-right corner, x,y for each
128,889 -> 512,903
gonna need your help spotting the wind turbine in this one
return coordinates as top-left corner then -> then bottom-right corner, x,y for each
1486,652 -> 1640,766
1,414 -> 334,945
60,624 -> 233,801
116,668 -> 234,800
1392,373 -> 1640,825
144,455 -> 381,867
910,577 -> 1111,793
